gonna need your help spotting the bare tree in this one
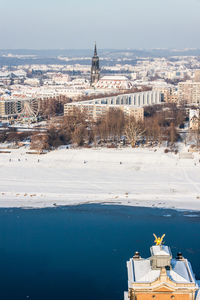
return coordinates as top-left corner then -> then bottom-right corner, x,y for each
95,108 -> 125,143
71,125 -> 86,146
125,116 -> 145,147
169,122 -> 177,147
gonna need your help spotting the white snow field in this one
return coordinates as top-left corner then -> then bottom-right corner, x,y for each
0,147 -> 200,210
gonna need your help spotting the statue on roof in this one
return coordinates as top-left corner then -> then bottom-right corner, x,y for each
153,233 -> 165,246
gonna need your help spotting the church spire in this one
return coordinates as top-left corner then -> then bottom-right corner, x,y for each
94,42 -> 97,56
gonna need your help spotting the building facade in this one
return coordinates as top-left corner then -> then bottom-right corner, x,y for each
64,90 -> 161,120
194,70 -> 200,83
0,99 -> 21,119
178,82 -> 200,105
65,102 -> 144,121
124,238 -> 200,300
154,87 -> 178,103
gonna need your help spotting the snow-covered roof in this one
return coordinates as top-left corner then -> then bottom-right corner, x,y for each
95,75 -> 133,90
129,258 -> 196,284
100,75 -> 129,81
133,259 -> 160,282
127,245 -> 196,285
151,245 -> 171,256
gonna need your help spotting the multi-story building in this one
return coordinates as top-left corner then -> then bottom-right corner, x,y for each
64,90 -> 161,120
124,236 -> 200,300
178,82 -> 200,105
65,102 -> 144,121
153,87 -> 178,103
0,99 -> 20,119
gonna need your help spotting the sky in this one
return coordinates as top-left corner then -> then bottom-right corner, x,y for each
1,0 -> 200,49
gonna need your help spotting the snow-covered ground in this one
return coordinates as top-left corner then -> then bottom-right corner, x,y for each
0,146 -> 200,210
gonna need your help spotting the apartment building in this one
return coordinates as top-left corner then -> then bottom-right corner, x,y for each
194,70 -> 200,82
178,82 -> 200,105
65,102 -> 144,121
154,87 -> 178,103
64,90 -> 161,121
0,99 -> 20,119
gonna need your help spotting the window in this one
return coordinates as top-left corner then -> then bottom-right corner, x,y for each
101,100 -> 107,104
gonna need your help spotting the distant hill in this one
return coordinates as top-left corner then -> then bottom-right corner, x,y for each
0,48 -> 200,66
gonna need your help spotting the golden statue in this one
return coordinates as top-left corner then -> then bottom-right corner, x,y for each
153,234 -> 165,246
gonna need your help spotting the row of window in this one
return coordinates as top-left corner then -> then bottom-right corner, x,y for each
93,95 -> 160,106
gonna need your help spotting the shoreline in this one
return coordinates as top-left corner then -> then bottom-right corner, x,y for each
0,147 -> 200,210
0,194 -> 200,211
1,200 -> 200,214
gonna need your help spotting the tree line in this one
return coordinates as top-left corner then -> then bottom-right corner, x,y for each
30,103 -> 187,151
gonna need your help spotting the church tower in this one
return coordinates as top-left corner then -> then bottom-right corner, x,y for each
91,43 -> 100,86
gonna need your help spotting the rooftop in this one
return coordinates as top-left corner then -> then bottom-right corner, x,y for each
127,245 -> 197,285
151,245 -> 171,256
100,75 -> 129,81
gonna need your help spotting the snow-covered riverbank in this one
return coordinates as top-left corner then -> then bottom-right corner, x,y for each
0,147 -> 200,210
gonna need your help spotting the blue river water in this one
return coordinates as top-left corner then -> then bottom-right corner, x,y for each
0,204 -> 200,300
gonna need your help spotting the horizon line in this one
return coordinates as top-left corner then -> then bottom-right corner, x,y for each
0,48 -> 200,51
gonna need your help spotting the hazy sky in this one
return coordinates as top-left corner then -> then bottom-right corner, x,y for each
1,0 -> 200,49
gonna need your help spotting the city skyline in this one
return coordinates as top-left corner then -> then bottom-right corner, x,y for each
1,0 -> 200,49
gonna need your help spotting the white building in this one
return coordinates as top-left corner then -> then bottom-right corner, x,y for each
64,90 -> 161,120
95,75 -> 133,90
178,82 -> 200,105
